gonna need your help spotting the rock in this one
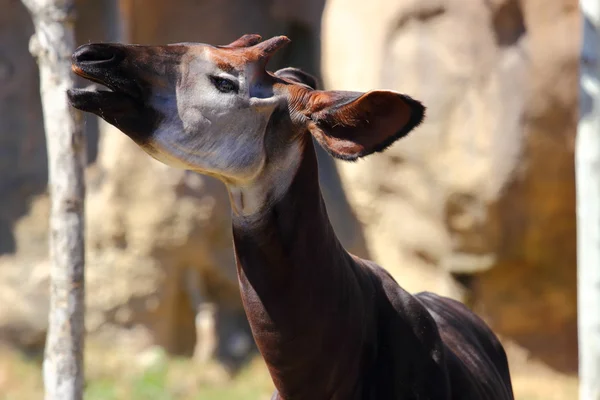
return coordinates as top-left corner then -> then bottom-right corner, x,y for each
0,0 -> 45,256
137,345 -> 168,372
84,124 -> 242,355
323,0 -> 578,372
0,257 -> 49,350
193,303 -> 218,364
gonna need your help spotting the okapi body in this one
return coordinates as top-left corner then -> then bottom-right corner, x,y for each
68,34 -> 514,400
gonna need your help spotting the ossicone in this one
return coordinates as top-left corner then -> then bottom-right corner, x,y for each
219,34 -> 291,67
223,34 -> 263,48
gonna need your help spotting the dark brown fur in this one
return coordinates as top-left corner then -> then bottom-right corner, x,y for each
233,133 -> 514,399
67,34 -> 514,400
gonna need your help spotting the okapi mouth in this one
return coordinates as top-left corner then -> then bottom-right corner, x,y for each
67,44 -> 143,115
67,43 -> 164,144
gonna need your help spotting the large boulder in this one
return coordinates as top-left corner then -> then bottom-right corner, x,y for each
0,0 -> 45,257
323,0 -> 578,372
0,0 -> 47,351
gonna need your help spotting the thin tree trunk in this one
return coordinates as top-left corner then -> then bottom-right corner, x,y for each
578,1 -> 600,399
21,1 -> 86,399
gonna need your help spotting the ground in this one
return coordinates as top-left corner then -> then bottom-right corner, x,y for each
0,340 -> 577,400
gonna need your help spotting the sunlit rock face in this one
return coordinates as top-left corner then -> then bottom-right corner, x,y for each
323,0 -> 579,372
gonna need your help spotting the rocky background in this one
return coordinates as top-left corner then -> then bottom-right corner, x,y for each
323,0 -> 579,373
0,0 -> 579,389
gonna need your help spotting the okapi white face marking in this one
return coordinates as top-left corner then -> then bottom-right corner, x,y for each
68,34 -> 426,215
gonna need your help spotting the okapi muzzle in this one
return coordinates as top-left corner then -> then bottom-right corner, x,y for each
68,43 -> 186,145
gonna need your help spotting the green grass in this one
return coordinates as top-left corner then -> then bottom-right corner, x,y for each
85,380 -> 120,400
0,342 -> 578,400
82,350 -> 274,400
0,343 -> 274,400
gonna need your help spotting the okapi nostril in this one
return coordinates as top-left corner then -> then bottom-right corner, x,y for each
72,44 -> 120,64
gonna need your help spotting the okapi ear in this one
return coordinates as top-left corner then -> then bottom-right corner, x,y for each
275,67 -> 319,89
304,90 -> 425,161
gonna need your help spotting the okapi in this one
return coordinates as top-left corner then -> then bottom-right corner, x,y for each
68,34 -> 514,400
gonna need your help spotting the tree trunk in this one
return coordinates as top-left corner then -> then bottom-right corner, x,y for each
578,1 -> 600,399
21,1 -> 86,399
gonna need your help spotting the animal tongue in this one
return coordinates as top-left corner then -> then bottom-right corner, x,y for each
81,83 -> 112,93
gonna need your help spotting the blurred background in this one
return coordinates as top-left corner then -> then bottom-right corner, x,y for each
0,0 -> 579,399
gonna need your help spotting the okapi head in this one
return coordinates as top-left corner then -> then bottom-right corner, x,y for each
68,34 -> 425,198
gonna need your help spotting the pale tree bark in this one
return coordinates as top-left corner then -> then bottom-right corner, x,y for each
578,1 -> 600,399
21,1 -> 86,399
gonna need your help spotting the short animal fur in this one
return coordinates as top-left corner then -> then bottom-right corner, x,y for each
68,34 -> 514,400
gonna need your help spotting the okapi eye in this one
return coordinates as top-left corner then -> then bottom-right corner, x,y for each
210,75 -> 238,94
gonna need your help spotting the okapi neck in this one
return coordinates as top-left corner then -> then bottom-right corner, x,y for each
229,141 -> 365,399
230,139 -> 346,289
